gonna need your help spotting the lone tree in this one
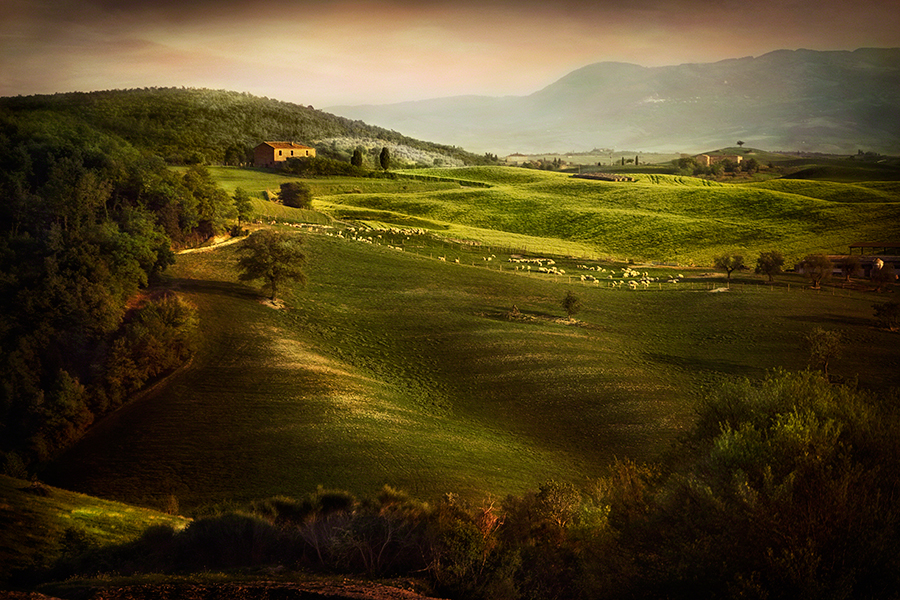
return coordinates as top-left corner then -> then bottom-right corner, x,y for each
562,290 -> 582,319
755,250 -> 785,283
837,255 -> 862,286
714,254 -> 746,284
279,181 -> 313,209
237,229 -> 306,301
737,140 -> 745,147
233,187 -> 253,226
379,147 -> 391,171
799,254 -> 833,289
803,327 -> 842,379
351,147 -> 364,168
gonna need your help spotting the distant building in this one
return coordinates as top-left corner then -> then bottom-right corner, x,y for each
504,153 -> 530,165
697,154 -> 743,167
571,173 -> 635,182
254,142 -> 315,168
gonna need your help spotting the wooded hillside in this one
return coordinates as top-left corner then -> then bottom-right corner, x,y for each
0,88 -> 490,166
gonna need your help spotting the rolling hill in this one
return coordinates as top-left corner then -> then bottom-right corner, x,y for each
0,88 -> 491,167
329,48 -> 900,155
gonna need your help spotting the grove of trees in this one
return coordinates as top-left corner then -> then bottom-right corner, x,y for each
0,88 -> 492,167
0,109 -> 231,474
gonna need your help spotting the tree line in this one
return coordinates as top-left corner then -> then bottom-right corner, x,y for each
0,109 -> 237,475
715,250 -> 897,291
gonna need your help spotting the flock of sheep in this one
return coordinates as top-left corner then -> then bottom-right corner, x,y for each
275,221 -> 688,289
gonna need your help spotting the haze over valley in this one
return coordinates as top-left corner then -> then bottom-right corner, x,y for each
330,48 -> 900,155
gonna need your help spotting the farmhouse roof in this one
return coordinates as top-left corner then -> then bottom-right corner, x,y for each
848,242 -> 900,255
258,141 -> 314,150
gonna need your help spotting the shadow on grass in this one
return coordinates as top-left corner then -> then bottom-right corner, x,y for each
791,314 -> 873,328
168,278 -> 262,301
643,352 -> 767,378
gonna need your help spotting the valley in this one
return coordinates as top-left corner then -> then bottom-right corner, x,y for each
43,165 -> 900,511
2,86 -> 899,599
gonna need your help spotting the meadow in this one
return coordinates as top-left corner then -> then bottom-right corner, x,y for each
45,171 -> 900,511
208,165 -> 900,266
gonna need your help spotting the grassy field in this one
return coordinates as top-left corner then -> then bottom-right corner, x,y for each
36,164 -> 900,515
44,217 -> 900,512
210,165 -> 900,266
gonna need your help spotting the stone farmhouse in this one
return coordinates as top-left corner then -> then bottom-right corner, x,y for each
503,153 -> 530,165
254,141 -> 316,168
697,154 -> 743,167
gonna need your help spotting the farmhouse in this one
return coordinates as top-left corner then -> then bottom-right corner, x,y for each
504,153 -> 530,165
697,154 -> 743,167
572,173 -> 635,182
846,242 -> 900,277
254,141 -> 316,168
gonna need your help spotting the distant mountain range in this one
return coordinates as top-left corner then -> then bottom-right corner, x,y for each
329,48 -> 900,156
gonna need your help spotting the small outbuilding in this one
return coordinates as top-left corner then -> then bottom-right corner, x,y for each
254,141 -> 316,168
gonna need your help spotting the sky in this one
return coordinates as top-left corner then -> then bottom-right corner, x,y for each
2,0 -> 899,108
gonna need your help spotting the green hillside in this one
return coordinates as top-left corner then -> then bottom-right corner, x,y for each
44,222 -> 900,511
212,166 -> 900,265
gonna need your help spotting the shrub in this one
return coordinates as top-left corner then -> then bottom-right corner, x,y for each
561,291 -> 581,319
278,181 -> 313,209
175,513 -> 288,569
650,371 -> 900,599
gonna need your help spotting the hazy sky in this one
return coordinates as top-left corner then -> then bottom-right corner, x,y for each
2,0 -> 898,107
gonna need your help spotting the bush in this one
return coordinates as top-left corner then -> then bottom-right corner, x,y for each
278,181 -> 313,209
871,261 -> 897,292
176,513 -> 289,569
